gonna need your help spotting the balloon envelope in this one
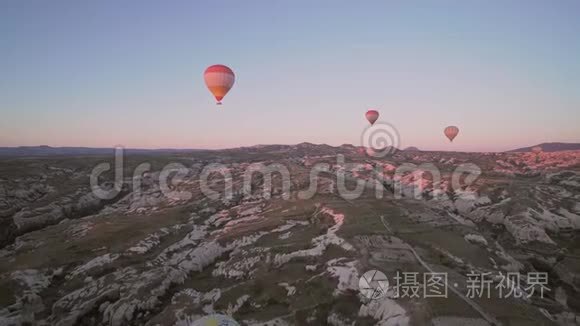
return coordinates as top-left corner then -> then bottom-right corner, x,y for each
444,126 -> 459,142
365,110 -> 379,125
204,65 -> 235,105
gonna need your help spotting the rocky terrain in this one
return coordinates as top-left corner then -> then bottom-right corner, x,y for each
1,144 -> 579,325
508,143 -> 580,153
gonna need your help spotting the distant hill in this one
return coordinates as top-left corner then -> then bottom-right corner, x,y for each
0,143 -> 354,158
13,142 -> 579,157
508,142 -> 580,153
0,146 -> 206,157
224,142 -> 357,158
403,146 -> 420,151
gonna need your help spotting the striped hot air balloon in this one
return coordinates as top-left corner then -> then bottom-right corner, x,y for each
444,126 -> 459,142
365,110 -> 379,125
204,65 -> 235,105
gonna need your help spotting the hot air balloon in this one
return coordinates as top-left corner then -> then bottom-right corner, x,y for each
204,65 -> 235,105
444,126 -> 459,142
366,110 -> 379,125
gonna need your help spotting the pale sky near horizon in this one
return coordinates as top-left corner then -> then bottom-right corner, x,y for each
1,1 -> 579,152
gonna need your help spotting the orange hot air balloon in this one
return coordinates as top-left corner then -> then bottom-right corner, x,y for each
444,126 -> 459,142
204,65 -> 235,105
365,110 -> 379,125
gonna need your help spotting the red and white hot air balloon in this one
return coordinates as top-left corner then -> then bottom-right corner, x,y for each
365,110 -> 379,125
444,126 -> 459,142
204,64 -> 235,105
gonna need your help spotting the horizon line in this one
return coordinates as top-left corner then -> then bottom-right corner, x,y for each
1,141 -> 579,154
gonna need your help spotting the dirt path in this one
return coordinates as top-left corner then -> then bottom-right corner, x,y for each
380,215 -> 502,326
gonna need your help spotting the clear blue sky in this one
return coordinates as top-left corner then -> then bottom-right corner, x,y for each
1,0 -> 579,151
